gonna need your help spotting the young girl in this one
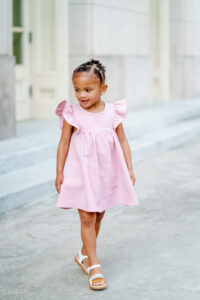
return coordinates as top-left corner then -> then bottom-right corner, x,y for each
55,59 -> 139,290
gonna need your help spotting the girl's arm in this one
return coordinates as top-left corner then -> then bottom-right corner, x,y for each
115,123 -> 136,185
55,119 -> 73,193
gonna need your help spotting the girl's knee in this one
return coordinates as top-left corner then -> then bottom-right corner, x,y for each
78,210 -> 96,227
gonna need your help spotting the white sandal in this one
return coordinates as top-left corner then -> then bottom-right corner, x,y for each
87,264 -> 107,290
74,249 -> 88,275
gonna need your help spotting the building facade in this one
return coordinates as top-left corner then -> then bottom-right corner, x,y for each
0,0 -> 200,140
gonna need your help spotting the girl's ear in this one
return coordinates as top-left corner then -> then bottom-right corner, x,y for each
102,84 -> 108,94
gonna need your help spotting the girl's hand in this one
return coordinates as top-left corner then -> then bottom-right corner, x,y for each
129,169 -> 136,185
55,173 -> 64,193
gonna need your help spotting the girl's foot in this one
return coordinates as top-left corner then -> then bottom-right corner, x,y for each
89,266 -> 105,287
82,256 -> 89,269
80,248 -> 89,269
74,249 -> 89,274
74,253 -> 89,269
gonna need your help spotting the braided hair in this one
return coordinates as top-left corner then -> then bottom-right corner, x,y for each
72,59 -> 106,85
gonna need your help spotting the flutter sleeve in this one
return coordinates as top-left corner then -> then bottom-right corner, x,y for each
55,100 -> 80,132
113,98 -> 127,129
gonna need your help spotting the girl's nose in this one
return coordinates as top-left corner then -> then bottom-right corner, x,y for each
80,92 -> 87,98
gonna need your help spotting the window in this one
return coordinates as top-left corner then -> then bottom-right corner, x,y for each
12,0 -> 23,64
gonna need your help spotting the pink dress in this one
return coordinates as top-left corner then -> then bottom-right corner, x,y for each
55,98 -> 139,212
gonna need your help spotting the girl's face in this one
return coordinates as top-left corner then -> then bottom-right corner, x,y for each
72,72 -> 107,108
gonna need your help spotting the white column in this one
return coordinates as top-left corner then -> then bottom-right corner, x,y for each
0,0 -> 16,140
0,0 -> 12,55
170,0 -> 200,99
151,0 -> 170,100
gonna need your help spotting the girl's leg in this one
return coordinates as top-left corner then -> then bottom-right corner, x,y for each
78,209 -> 105,286
80,210 -> 105,257
95,210 -> 106,237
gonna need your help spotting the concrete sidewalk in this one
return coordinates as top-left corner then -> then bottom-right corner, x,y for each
0,137 -> 200,299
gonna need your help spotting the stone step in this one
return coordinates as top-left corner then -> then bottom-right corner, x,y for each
125,98 -> 200,139
0,142 -> 57,175
1,98 -> 200,176
0,159 -> 56,217
0,119 -> 60,175
130,117 -> 200,162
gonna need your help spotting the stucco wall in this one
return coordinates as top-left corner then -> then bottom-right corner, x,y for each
170,0 -> 200,99
68,0 -> 153,109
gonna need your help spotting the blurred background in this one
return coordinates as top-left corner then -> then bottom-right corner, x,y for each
0,0 -> 200,215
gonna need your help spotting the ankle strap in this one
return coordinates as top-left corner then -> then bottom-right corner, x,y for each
78,249 -> 88,263
87,264 -> 101,274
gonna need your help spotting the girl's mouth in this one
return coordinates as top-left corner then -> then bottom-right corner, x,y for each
80,100 -> 89,104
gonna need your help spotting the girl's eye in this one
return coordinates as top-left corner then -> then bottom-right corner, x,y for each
75,88 -> 91,92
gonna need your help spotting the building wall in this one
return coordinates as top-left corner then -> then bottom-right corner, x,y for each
68,0 -> 153,109
1,0 -> 200,141
170,0 -> 200,99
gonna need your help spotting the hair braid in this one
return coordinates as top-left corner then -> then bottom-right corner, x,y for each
72,59 -> 106,85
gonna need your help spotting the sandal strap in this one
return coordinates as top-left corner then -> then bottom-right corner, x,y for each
78,249 -> 88,263
90,274 -> 104,286
90,274 -> 104,280
87,264 -> 101,274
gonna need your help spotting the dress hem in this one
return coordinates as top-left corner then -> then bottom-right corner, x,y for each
56,202 -> 139,213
